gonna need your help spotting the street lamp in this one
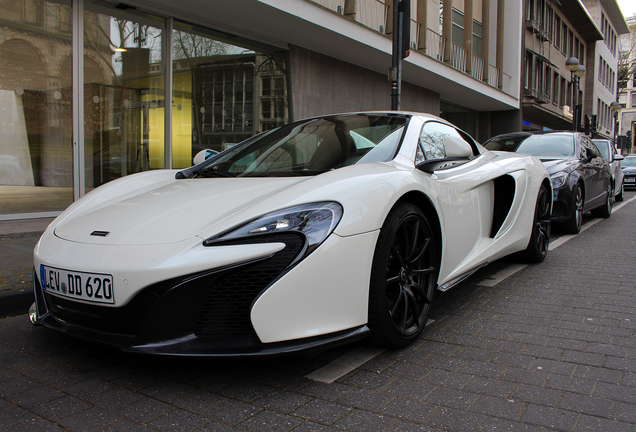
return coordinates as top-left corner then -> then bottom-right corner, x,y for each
610,101 -> 621,148
566,57 -> 586,132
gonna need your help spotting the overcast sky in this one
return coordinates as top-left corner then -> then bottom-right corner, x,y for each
618,0 -> 636,19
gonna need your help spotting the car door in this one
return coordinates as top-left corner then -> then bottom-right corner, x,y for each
417,121 -> 505,286
581,137 -> 608,209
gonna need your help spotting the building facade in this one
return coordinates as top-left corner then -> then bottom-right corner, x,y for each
582,0 -> 628,141
0,0 -> 523,219
617,15 -> 636,152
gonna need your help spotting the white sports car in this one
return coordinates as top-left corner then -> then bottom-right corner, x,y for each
31,112 -> 551,356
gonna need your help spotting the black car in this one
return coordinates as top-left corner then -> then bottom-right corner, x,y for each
484,131 -> 612,234
621,155 -> 636,188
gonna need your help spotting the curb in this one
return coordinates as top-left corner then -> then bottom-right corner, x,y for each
0,286 -> 34,318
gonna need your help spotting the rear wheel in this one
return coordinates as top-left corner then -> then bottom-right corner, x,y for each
518,184 -> 551,263
592,184 -> 612,218
562,184 -> 583,234
368,203 -> 438,348
616,180 -> 624,202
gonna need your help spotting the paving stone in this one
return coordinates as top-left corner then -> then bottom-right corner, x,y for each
335,409 -> 397,431
423,387 -> 478,410
292,398 -> 352,424
57,407 -> 121,431
468,394 -> 525,420
4,416 -> 62,432
463,376 -> 515,398
545,374 -> 597,395
420,369 -> 472,389
520,404 -> 580,431
202,398 -> 263,425
379,397 -> 437,423
341,370 -> 394,390
381,377 -> 435,400
87,387 -> 145,411
335,387 -> 395,411
574,415 -> 635,432
0,405 -> 36,429
425,406 -> 486,431
145,408 -> 210,431
510,385 -> 563,406
558,392 -> 614,418
458,360 -> 507,379
114,397 -> 174,424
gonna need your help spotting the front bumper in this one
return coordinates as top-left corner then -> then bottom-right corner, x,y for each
32,230 -> 378,356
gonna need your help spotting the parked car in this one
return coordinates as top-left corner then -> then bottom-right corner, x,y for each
31,112 -> 551,356
621,154 -> 636,188
592,139 -> 624,202
484,131 -> 612,234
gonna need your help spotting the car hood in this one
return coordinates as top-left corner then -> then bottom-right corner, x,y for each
54,171 -> 308,245
622,166 -> 636,174
538,157 -> 576,176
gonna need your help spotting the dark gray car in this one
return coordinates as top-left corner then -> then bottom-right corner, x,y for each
485,131 -> 612,234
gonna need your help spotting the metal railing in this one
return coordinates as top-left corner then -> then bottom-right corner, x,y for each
312,0 -> 345,12
471,54 -> 484,81
502,73 -> 512,96
426,28 -> 445,61
450,42 -> 467,74
410,19 -> 420,50
357,0 -> 389,32
488,64 -> 500,88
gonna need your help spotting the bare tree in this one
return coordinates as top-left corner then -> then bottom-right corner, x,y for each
618,16 -> 636,101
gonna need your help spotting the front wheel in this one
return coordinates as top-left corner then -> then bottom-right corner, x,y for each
368,203 -> 438,348
518,184 -> 551,263
562,184 -> 583,234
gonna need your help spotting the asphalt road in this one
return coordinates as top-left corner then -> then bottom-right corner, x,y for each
1,193 -> 635,431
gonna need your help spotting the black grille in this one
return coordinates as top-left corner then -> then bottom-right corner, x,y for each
194,233 -> 305,338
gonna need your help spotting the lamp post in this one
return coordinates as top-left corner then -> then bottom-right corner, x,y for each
566,57 -> 586,132
610,101 -> 621,146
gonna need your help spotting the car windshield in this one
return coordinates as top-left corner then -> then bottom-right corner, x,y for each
485,134 -> 575,158
592,140 -> 610,161
621,157 -> 636,167
191,114 -> 408,178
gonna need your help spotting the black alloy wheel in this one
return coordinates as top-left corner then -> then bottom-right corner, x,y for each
519,183 -> 551,263
563,184 -> 583,234
368,203 -> 438,348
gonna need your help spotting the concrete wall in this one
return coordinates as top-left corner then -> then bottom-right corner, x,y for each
288,45 -> 439,120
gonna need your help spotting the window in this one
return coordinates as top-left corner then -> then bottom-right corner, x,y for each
554,15 -> 561,48
552,71 -> 559,106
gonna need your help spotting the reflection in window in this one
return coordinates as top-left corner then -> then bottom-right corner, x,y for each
83,4 -> 165,189
171,23 -> 289,168
0,0 -> 74,214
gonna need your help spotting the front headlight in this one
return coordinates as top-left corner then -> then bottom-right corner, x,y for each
204,202 -> 344,256
550,172 -> 568,189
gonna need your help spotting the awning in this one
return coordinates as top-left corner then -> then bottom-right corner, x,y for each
526,48 -> 559,69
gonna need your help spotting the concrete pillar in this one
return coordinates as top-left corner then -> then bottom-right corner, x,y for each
496,0 -> 505,90
417,0 -> 427,51
344,0 -> 357,21
442,0 -> 453,63
464,0 -> 473,74
482,0 -> 490,83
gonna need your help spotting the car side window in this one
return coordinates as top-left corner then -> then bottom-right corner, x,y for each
419,122 -> 475,160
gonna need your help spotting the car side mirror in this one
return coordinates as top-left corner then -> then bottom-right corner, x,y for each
584,147 -> 595,162
614,154 -> 624,162
193,149 -> 218,165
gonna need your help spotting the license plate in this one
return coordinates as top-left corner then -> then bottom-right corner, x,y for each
625,178 -> 635,184
40,265 -> 114,304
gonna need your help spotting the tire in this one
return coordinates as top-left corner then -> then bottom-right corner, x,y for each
616,179 -> 624,202
592,184 -> 612,218
562,184 -> 583,234
518,184 -> 551,263
368,203 -> 438,348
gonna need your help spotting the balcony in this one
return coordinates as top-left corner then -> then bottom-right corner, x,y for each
425,28 -> 446,62
450,42 -> 467,74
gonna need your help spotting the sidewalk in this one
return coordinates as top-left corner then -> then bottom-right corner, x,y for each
0,218 -> 54,317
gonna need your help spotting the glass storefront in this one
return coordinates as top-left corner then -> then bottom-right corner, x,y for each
0,0 -> 289,217
0,0 -> 74,215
